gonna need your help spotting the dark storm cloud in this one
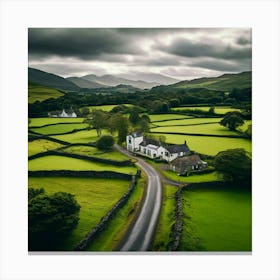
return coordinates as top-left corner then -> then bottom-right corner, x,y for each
236,36 -> 251,46
28,28 -> 142,60
160,38 -> 251,60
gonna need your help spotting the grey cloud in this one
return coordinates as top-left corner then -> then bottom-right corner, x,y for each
236,36 -> 251,45
161,38 -> 251,60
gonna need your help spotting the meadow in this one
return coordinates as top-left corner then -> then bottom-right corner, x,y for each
180,186 -> 252,251
150,133 -> 252,155
148,114 -> 191,122
28,155 -> 137,174
51,129 -> 101,143
152,117 -> 221,127
30,123 -> 89,135
28,177 -> 131,250
172,106 -> 241,114
28,139 -> 63,156
87,104 -> 132,112
29,117 -> 84,127
62,145 -> 129,161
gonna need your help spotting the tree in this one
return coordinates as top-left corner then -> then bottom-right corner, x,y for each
208,107 -> 215,115
109,114 -> 129,144
96,135 -> 115,151
28,188 -> 80,250
213,149 -> 251,182
85,110 -> 108,136
129,109 -> 141,125
80,107 -> 90,117
220,111 -> 244,131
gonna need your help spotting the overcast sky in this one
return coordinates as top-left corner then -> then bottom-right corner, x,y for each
28,28 -> 251,80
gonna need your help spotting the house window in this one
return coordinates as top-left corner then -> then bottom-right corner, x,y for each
143,148 -> 146,154
147,150 -> 151,156
165,152 -> 169,156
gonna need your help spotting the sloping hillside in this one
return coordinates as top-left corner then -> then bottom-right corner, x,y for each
28,84 -> 64,103
66,77 -> 106,88
28,68 -> 79,91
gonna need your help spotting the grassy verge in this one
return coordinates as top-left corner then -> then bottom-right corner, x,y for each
152,184 -> 178,251
180,185 -> 252,251
87,177 -> 146,251
28,177 -> 131,250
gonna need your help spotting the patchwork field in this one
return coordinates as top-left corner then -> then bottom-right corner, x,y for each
29,118 -> 84,127
150,133 -> 251,155
152,117 -> 221,127
51,129 -> 101,143
62,145 -> 129,161
28,155 -> 137,174
148,114 -> 191,122
28,177 -> 131,250
87,104 -> 132,112
28,139 -> 63,156
172,106 -> 241,114
180,186 -> 252,251
30,123 -> 89,135
151,123 -> 238,136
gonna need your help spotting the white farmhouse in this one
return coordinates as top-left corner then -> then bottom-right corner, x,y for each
126,132 -> 191,162
48,108 -> 77,118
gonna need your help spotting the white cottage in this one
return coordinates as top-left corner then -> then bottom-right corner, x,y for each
126,132 -> 191,162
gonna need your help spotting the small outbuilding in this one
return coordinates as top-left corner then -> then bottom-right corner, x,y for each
170,154 -> 208,176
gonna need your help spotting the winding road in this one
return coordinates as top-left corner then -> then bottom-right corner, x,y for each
114,144 -> 162,251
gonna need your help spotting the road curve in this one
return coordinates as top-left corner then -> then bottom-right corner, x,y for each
114,144 -> 162,251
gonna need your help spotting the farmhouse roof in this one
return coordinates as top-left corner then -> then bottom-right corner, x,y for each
139,137 -> 160,147
131,131 -> 143,138
165,143 -> 190,154
171,154 -> 203,167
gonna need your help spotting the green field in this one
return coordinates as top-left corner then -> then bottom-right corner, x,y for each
151,123 -> 238,136
152,184 -> 177,251
162,170 -> 221,183
152,117 -> 221,127
172,106 -> 241,114
150,133 -> 251,155
28,177 -> 131,250
180,186 -> 251,251
30,123 -> 89,135
28,85 -> 64,103
87,178 -> 145,251
28,155 -> 137,174
51,129 -> 101,143
62,145 -> 129,161
148,114 -> 191,122
28,139 -> 63,156
29,118 -> 84,127
87,104 -> 132,112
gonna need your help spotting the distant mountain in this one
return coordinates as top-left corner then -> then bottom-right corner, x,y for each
81,74 -> 159,89
118,72 -> 180,85
167,71 -> 251,91
28,68 -> 79,91
66,76 -> 106,88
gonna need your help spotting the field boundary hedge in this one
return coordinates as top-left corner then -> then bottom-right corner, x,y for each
28,170 -> 134,180
150,131 -> 247,139
74,175 -> 138,251
28,134 -> 70,145
29,127 -> 90,137
168,187 -> 184,251
28,150 -> 133,166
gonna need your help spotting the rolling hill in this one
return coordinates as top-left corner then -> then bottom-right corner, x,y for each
167,71 -> 251,91
28,68 -> 79,91
28,84 -> 64,104
66,76 -> 106,89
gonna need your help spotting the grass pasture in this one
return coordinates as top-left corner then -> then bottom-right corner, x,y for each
181,185 -> 252,251
28,85 -> 64,103
30,123 -> 89,135
151,123 -> 238,136
87,104 -> 132,112
62,145 -> 129,161
150,133 -> 251,155
152,117 -> 221,127
29,118 -> 84,127
172,106 -> 241,114
148,114 -> 191,122
28,155 -> 137,174
28,139 -> 63,156
51,129 -> 101,143
28,177 -> 131,250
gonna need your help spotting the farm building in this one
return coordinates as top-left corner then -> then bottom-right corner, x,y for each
170,155 -> 208,176
126,132 -> 191,162
48,108 -> 77,118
